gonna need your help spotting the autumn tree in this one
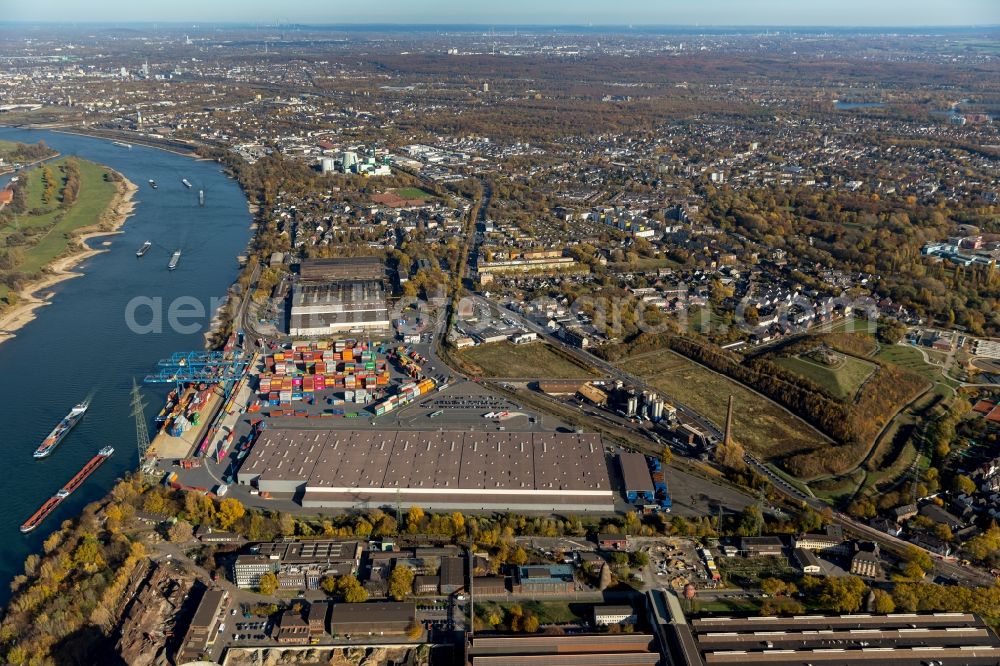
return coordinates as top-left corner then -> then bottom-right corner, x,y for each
217,498 -> 246,530
814,576 -> 867,612
871,589 -> 895,613
953,474 -> 977,495
278,511 -> 296,536
963,526 -> 1000,562
406,621 -> 423,640
184,492 -> 216,525
902,545 -> 933,575
389,565 -> 415,601
167,520 -> 194,543
715,438 -> 746,471
761,577 -> 797,597
0,248 -> 24,271
406,505 -> 426,533
737,505 -> 763,537
322,574 -> 369,602
523,614 -> 540,632
258,572 -> 279,595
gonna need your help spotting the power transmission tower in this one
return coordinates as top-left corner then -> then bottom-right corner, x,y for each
395,485 -> 402,528
755,487 -> 766,537
131,378 -> 151,467
910,422 -> 929,503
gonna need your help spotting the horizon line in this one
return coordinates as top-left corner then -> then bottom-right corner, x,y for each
0,21 -> 997,29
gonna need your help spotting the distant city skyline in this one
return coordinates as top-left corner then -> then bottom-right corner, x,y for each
2,0 -> 997,27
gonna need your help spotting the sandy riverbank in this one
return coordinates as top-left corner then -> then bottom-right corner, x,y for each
0,171 -> 139,346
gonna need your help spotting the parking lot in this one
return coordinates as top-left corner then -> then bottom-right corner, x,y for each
230,617 -> 270,643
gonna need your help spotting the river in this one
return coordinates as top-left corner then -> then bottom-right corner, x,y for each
0,128 -> 251,604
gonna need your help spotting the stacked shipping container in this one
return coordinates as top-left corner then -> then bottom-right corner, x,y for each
257,340 -> 390,406
372,378 -> 437,416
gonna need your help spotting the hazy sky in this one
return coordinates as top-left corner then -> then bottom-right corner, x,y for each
2,0 -> 997,26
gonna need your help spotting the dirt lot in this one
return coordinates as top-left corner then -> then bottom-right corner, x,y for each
458,342 -> 598,379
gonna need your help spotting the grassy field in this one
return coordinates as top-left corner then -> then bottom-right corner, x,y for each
825,317 -> 878,336
696,598 -> 762,613
687,306 -> 729,336
773,353 -> 877,402
459,341 -> 598,379
863,438 -> 919,494
394,186 -> 436,200
811,468 -> 866,501
0,140 -> 26,162
874,344 -> 959,395
622,350 -> 827,462
0,158 -> 119,303
474,600 -> 590,626
609,256 -> 682,273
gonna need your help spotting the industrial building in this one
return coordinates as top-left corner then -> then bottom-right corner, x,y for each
792,547 -> 822,574
739,536 -> 784,557
299,257 -> 384,282
232,539 -> 361,589
466,634 -> 660,666
236,429 -> 615,512
617,451 -> 671,509
578,382 -> 609,406
307,601 -> 329,638
537,379 -> 587,395
792,524 -> 847,555
328,602 -> 416,636
288,258 -> 389,337
288,281 -> 390,336
176,588 -> 228,663
511,565 -> 575,595
275,609 -> 310,644
653,590 -> 1000,666
619,451 -> 655,503
594,604 -> 638,626
439,556 -> 465,594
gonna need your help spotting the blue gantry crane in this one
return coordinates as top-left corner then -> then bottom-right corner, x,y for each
144,350 -> 250,395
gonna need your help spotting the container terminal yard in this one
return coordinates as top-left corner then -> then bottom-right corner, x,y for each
139,323 -> 682,516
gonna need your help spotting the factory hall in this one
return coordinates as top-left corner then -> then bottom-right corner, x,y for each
288,257 -> 390,337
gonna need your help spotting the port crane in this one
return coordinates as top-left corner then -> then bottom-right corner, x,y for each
144,350 -> 251,395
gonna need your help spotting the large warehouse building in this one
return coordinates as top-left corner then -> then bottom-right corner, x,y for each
236,429 -> 615,512
288,281 -> 390,336
288,257 -> 390,337
650,587 -> 1000,666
